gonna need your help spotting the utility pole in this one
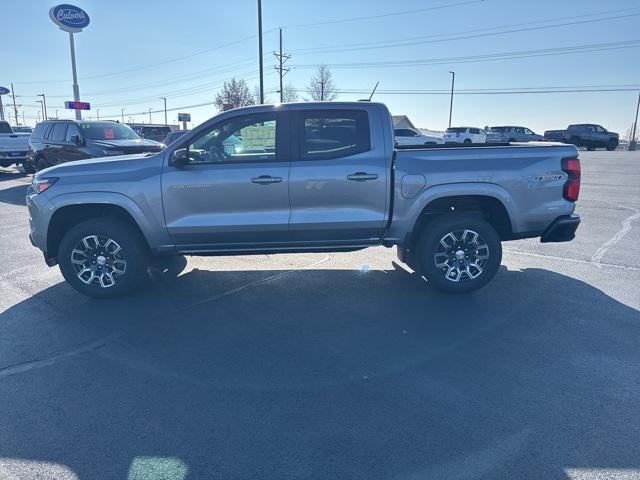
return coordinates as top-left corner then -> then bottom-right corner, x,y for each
273,28 -> 290,103
96,108 -> 100,120
37,93 -> 48,120
318,80 -> 325,101
10,83 -> 18,125
121,108 -> 125,123
149,107 -> 152,123
629,91 -> 639,151
257,0 -> 264,104
22,112 -> 25,125
448,71 -> 455,128
160,97 -> 167,125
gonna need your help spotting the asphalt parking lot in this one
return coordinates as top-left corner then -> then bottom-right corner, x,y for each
0,151 -> 639,480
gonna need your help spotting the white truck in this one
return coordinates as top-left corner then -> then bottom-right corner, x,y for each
0,121 -> 33,172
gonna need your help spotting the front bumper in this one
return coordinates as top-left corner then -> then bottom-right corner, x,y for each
541,214 -> 581,243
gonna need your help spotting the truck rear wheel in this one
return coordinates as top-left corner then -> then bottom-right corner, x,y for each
416,214 -> 502,293
58,218 -> 149,298
606,139 -> 617,151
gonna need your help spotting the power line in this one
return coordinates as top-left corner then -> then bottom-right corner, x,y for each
292,40 -> 640,69
290,9 -> 640,55
283,0 -> 484,28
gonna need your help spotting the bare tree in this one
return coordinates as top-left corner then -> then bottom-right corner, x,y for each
306,64 -> 338,101
215,78 -> 255,111
282,83 -> 299,103
253,86 -> 272,105
624,123 -> 639,142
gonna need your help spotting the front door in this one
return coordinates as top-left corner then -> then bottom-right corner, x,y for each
161,111 -> 291,250
288,108 -> 389,244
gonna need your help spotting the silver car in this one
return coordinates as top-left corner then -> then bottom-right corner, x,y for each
486,126 -> 543,143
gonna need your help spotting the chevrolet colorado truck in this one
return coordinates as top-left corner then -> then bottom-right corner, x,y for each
0,121 -> 32,172
27,102 -> 581,298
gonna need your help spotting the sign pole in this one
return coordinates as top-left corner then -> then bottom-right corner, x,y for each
0,98 -> 4,121
68,32 -> 81,120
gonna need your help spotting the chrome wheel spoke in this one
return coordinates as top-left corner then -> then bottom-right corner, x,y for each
71,234 -> 125,289
434,229 -> 490,284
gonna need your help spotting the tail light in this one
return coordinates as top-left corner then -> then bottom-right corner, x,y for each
562,158 -> 581,202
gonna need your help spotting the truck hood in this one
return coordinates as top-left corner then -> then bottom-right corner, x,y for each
87,138 -> 163,149
36,153 -> 157,178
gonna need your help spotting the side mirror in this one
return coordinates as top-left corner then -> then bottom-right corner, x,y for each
70,134 -> 83,146
169,148 -> 189,167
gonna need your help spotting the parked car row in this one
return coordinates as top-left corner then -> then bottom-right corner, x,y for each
394,122 -> 619,151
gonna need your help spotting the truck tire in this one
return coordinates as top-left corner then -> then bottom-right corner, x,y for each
416,214 -> 502,293
606,139 -> 617,151
58,218 -> 149,298
21,160 -> 36,174
568,136 -> 580,147
35,156 -> 49,172
586,145 -> 595,151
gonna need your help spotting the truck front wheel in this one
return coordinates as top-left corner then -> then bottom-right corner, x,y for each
416,215 -> 502,293
58,218 -> 149,298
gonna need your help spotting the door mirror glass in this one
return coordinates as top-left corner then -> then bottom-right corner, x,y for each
170,148 -> 190,167
70,134 -> 82,145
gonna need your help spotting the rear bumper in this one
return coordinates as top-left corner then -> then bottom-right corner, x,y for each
540,214 -> 581,243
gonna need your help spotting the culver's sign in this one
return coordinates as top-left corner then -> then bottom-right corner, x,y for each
49,4 -> 90,32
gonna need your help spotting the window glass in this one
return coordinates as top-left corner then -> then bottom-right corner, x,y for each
446,127 -> 466,133
524,128 -> 533,135
183,113 -> 277,164
596,126 -> 606,132
31,123 -> 47,139
50,123 -> 68,142
469,128 -> 479,134
0,122 -> 12,134
65,123 -> 81,142
80,122 -> 140,140
301,110 -> 370,160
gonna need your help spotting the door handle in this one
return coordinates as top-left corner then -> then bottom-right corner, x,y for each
347,172 -> 378,181
251,175 -> 282,184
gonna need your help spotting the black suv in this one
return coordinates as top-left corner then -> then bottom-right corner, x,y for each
28,120 -> 164,171
563,124 -> 619,151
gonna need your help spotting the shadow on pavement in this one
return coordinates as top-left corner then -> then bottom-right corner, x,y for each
0,261 -> 639,479
0,184 -> 28,206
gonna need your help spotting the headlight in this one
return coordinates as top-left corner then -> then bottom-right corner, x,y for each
32,177 -> 58,194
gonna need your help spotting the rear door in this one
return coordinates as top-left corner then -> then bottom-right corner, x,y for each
161,110 -> 291,249
44,123 -> 68,165
288,107 -> 389,244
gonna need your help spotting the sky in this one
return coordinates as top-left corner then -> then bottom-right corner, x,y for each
2,0 -> 640,135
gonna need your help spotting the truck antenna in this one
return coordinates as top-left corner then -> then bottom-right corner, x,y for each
368,81 -> 379,101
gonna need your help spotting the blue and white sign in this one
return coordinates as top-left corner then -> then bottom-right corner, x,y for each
0,86 -> 9,96
178,113 -> 191,122
49,4 -> 90,33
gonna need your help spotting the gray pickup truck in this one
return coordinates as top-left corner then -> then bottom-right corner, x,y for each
27,102 -> 581,298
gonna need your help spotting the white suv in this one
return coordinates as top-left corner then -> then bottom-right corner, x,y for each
443,127 -> 486,144
394,128 -> 443,146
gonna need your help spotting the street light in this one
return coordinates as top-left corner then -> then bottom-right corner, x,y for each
448,71 -> 455,128
160,97 -> 167,126
37,93 -> 48,120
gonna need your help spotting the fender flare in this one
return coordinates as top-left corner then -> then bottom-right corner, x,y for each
47,191 -> 169,249
402,182 -> 518,241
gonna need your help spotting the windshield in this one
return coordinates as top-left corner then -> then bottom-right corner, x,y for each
489,127 -> 508,132
446,127 -> 466,133
79,122 -> 140,140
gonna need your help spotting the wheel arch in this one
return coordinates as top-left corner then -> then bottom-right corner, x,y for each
403,188 -> 516,252
46,195 -> 155,261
